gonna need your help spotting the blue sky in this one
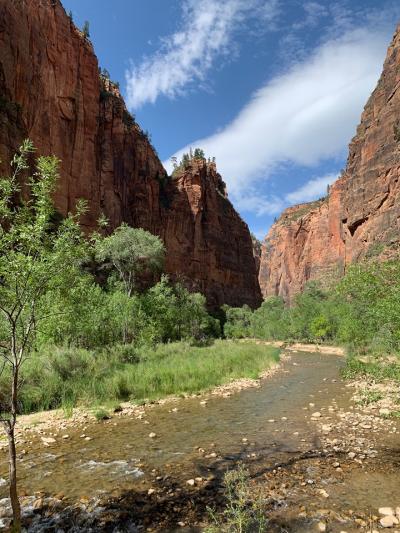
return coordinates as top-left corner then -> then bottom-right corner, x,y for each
62,0 -> 400,239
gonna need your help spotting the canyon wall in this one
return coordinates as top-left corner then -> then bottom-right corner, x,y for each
0,0 -> 261,308
260,24 -> 400,302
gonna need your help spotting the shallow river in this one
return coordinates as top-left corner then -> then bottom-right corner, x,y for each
0,351 -> 398,531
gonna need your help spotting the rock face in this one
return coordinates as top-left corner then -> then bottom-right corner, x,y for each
260,25 -> 400,302
0,0 -> 261,309
163,160 -> 261,308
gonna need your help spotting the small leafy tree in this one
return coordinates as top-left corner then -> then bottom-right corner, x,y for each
193,148 -> 205,160
95,224 -> 165,297
0,141 -> 88,530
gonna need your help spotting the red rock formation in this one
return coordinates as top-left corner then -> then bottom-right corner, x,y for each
0,0 -> 261,308
162,160 -> 261,308
260,25 -> 400,302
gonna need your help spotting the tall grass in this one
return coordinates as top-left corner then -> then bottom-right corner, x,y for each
16,341 -> 279,414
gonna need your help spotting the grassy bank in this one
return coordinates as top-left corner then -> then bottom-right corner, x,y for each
16,340 -> 280,414
342,355 -> 400,383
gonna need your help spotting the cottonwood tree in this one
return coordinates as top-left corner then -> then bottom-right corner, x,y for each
0,141 -> 87,531
95,224 -> 165,297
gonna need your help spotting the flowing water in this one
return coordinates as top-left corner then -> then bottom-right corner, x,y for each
0,351 -> 398,531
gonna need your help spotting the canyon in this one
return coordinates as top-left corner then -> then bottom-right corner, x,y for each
0,0 -> 261,309
259,24 -> 400,301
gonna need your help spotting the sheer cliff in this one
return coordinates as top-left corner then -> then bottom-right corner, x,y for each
0,0 -> 261,308
259,25 -> 400,302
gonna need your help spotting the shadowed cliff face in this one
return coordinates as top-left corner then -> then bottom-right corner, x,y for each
0,0 -> 261,309
163,160 -> 262,309
260,24 -> 400,302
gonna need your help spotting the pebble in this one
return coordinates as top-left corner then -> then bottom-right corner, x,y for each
317,521 -> 326,532
62,435 -> 69,439
380,515 -> 399,528
379,508 -> 395,516
149,433 -> 157,438
348,452 -> 356,459
186,479 -> 195,486
147,488 -> 155,495
41,437 -> 56,444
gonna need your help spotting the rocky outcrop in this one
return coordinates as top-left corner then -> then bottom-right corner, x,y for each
0,0 -> 261,308
260,24 -> 400,302
162,160 -> 261,308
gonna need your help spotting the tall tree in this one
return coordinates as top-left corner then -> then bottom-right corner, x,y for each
0,141 -> 88,531
95,224 -> 165,297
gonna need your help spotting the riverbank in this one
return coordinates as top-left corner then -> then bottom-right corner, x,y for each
9,339 -> 281,440
12,341 -> 344,437
0,348 -> 398,531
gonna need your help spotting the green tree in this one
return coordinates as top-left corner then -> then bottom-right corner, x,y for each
0,141 -> 88,530
95,224 -> 165,297
82,20 -> 90,39
223,305 -> 253,339
193,148 -> 205,160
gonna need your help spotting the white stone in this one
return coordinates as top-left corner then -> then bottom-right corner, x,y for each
311,412 -> 321,418
317,521 -> 326,532
380,515 -> 399,528
149,432 -> 157,438
186,479 -> 195,486
380,508 -> 395,516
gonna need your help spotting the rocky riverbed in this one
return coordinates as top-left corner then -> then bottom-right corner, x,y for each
0,347 -> 398,531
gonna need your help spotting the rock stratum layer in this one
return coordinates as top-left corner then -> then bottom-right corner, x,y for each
260,25 -> 400,302
0,0 -> 261,308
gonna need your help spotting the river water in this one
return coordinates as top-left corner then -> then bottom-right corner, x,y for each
0,351 -> 398,531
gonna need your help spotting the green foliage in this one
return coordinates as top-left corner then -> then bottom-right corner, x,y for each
82,20 -> 90,39
16,341 -> 279,413
205,465 -> 267,533
0,140 -> 90,416
223,305 -> 253,339
171,148 -> 209,175
95,224 -> 165,296
225,259 -> 400,357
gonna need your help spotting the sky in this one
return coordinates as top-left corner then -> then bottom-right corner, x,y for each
62,0 -> 400,239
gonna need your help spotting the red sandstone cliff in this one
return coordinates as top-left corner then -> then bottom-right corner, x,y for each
259,24 -> 400,302
162,160 -> 261,308
0,0 -> 261,308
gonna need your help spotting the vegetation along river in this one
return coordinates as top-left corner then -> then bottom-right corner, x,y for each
0,350 -> 398,531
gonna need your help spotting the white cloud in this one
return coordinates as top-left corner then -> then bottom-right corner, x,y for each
164,25 -> 389,212
233,191 -> 284,216
285,173 -> 337,204
126,0 -> 280,109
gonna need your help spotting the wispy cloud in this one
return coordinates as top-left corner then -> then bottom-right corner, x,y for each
164,23 -> 391,214
126,0 -> 280,109
285,173 -> 337,204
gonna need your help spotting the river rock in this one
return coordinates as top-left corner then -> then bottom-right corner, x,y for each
380,508 -> 395,516
311,412 -> 322,418
149,432 -> 157,438
41,437 -> 56,444
379,408 -> 391,416
380,515 -> 399,528
186,479 -> 195,486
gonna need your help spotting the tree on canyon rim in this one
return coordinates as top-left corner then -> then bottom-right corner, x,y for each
0,141 -> 88,531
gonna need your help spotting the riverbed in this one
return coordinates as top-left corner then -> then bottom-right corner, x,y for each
0,350 -> 398,531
